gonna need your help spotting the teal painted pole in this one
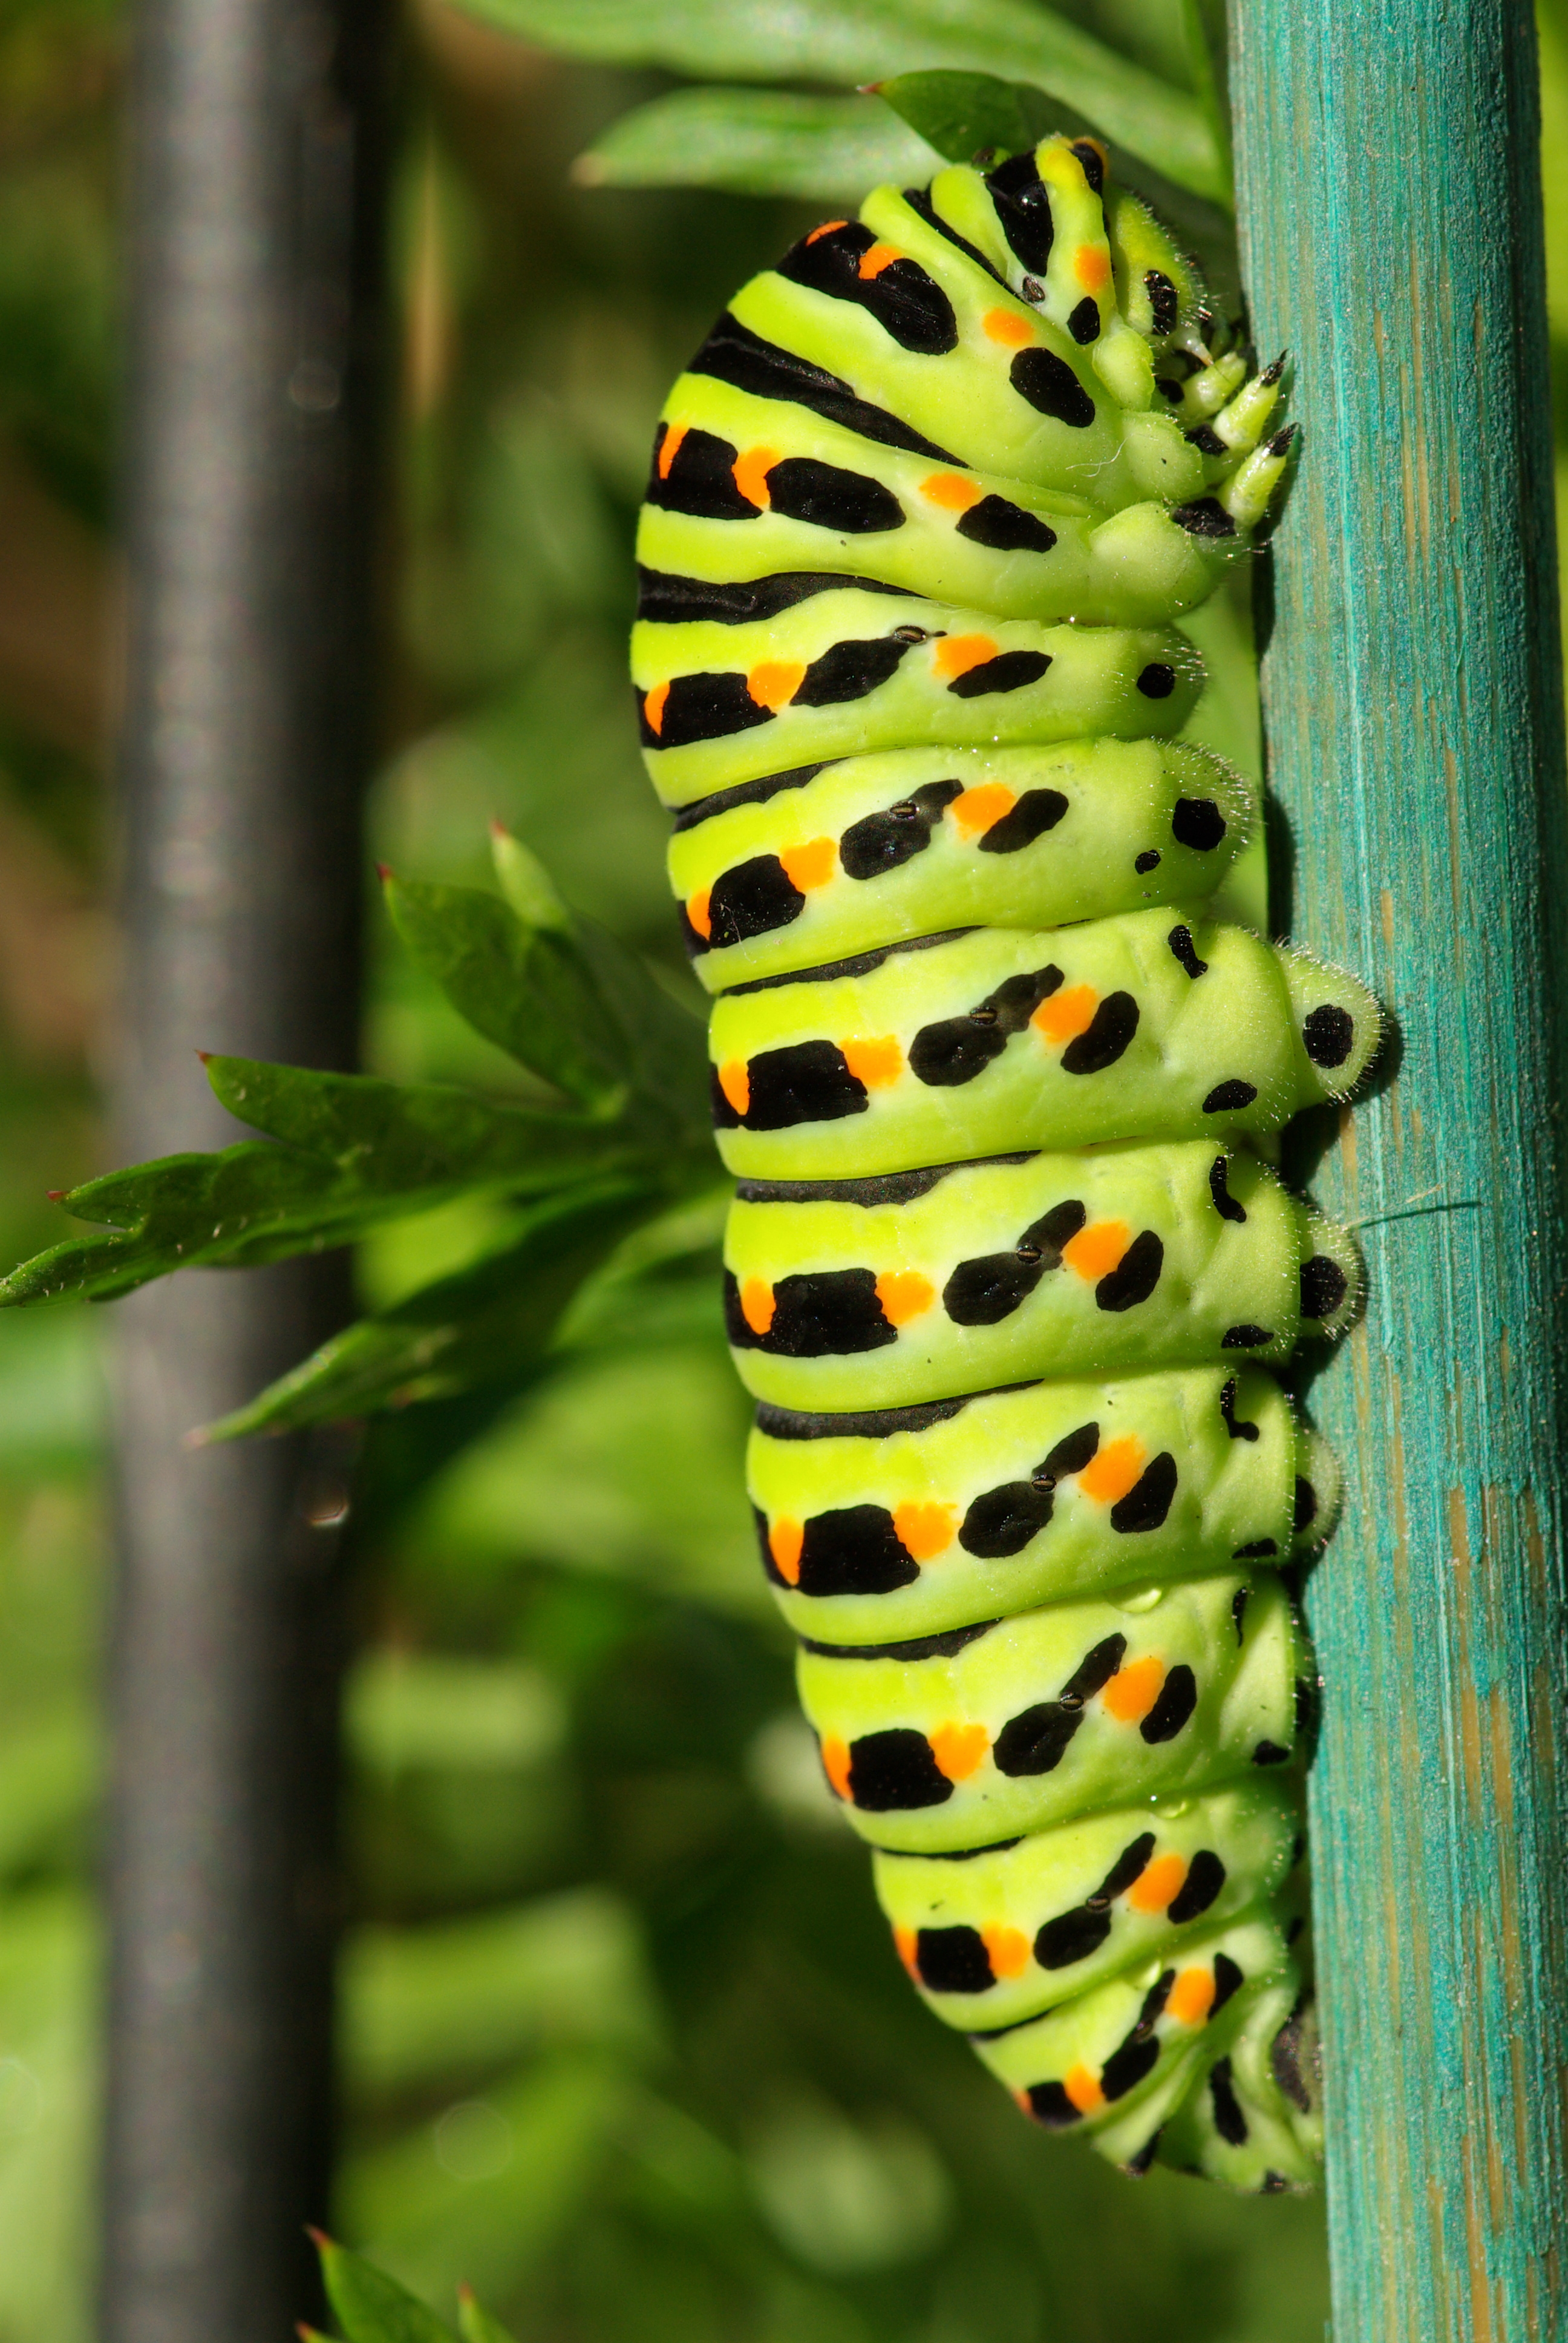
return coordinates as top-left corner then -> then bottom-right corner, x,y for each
1228,5 -> 1568,2335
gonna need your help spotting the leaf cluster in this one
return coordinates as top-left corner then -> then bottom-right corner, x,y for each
0,834 -> 719,1440
308,2232 -> 516,2343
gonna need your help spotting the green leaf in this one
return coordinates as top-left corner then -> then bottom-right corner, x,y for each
454,0 -> 1226,201
315,2234 -> 458,2343
200,1178 -> 667,1438
456,2288 -> 519,2343
1178,0 -> 1232,202
874,70 -> 1060,166
575,89 -> 942,205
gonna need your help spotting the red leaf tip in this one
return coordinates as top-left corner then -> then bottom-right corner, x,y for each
457,2285 -> 475,2305
375,862 -> 393,882
196,1049 -> 213,1064
45,1189 -> 65,1203
305,2226 -> 332,2249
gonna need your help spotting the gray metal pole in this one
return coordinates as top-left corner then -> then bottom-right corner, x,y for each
104,4 -> 390,2338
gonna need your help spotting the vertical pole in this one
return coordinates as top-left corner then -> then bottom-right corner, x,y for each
105,5 -> 389,2338
1229,6 -> 1568,2336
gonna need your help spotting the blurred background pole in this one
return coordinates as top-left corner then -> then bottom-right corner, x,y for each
1229,4 -> 1568,2336
105,4 -> 389,2338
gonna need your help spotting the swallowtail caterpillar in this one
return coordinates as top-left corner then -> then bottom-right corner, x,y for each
633,132 -> 1379,2191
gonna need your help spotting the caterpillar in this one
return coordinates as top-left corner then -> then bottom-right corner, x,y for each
632,133 -> 1379,2191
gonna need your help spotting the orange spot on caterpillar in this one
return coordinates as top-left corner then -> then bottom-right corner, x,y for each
747,658 -> 806,711
1063,2063 -> 1105,2115
717,1059 -> 750,1116
1033,983 -> 1098,1046
642,680 -> 670,737
858,240 -> 903,279
731,445 -> 780,508
779,836 -> 837,891
949,782 -> 1016,834
1077,1435 -> 1146,1506
821,1734 -> 852,1800
807,219 -> 849,244
1168,1966 -> 1217,2027
656,421 -> 687,480
686,889 -> 712,940
932,633 -> 999,681
1061,1219 -> 1131,1281
929,1720 -> 990,1781
1127,1852 -> 1188,1913
843,1035 -> 904,1088
740,1278 -> 776,1337
982,1924 -> 1031,1980
892,1499 -> 956,1561
982,307 -> 1036,347
1073,244 -> 1111,295
1102,1654 -> 1166,1725
876,1268 -> 935,1323
893,1925 -> 920,1978
920,471 -> 983,511
768,1516 -> 803,1584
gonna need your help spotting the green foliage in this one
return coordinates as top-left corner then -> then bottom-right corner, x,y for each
315,2232 -> 516,2343
575,89 -> 944,205
873,68 -> 1067,164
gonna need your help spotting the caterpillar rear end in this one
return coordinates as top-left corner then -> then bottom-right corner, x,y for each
633,131 -> 1378,2191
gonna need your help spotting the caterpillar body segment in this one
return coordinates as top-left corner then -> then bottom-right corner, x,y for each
635,133 -> 1376,2190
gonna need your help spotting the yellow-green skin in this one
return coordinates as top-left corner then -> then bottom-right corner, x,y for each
635,133 -> 1377,2190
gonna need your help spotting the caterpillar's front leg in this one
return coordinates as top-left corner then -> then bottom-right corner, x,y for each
635,132 -> 1377,2191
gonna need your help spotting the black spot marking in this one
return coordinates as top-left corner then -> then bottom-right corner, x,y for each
1140,1662 -> 1197,1741
992,1631 -> 1127,1780
944,1197 -> 1085,1326
1294,1476 -> 1318,1532
915,1925 -> 993,1994
1222,1323 -> 1272,1349
794,633 -> 915,704
645,424 -> 757,520
1252,1739 -> 1291,1766
985,150 -> 1055,274
1209,2056 -> 1249,2145
762,1504 -> 920,1598
1010,347 -> 1096,428
1023,2079 -> 1080,2128
955,494 -> 1057,554
1070,140 -> 1106,193
777,221 -> 959,354
1096,1230 -> 1164,1313
1219,1376 -> 1259,1441
1111,1452 -> 1178,1534
978,787 -> 1070,854
1123,2128 -> 1163,2177
1209,1155 -> 1246,1223
671,762 -> 831,834
846,1728 -> 953,1810
1137,662 -> 1176,698
1300,1253 -> 1348,1321
959,1479 -> 1055,1559
1145,269 -> 1178,335
765,456 -> 904,536
1060,990 -> 1140,1074
1171,795 -> 1227,851
1271,2007 -> 1314,2112
839,779 -> 961,880
1034,1904 -> 1112,1971
1168,923 -> 1208,979
1231,1587 -> 1249,1643
707,856 -> 805,948
1233,1538 -> 1278,1559
1101,2034 -> 1161,2102
1067,294 -> 1100,344
688,313 -> 962,460
1172,496 -> 1238,537
636,567 -> 917,626
803,1620 -> 998,1663
909,964 -> 1062,1087
1303,1003 -> 1354,1067
718,1040 -> 867,1131
759,1267 -> 897,1358
1132,1970 -> 1175,2039
1184,423 -> 1227,455
900,186 -> 1010,290
947,649 -> 1053,698
1041,1421 -> 1100,1480
1203,1078 -> 1258,1114
642,672 -> 774,750
1212,1952 -> 1245,2012
756,1392 -> 979,1443
1135,848 -> 1161,874
1092,1833 -> 1156,1907
1168,1850 -> 1226,1924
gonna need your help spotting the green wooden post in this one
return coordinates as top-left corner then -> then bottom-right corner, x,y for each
1228,5 -> 1568,2334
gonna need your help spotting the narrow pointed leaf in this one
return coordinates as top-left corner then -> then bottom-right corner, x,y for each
456,2292 -> 518,2343
454,0 -> 1226,199
577,89 -> 942,203
317,2236 -> 457,2343
874,70 -> 1063,165
202,1178 -> 666,1438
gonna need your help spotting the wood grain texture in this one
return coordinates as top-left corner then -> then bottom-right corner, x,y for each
1229,4 -> 1568,2333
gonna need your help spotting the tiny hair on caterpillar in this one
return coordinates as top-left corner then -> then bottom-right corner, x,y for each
633,131 -> 1378,2191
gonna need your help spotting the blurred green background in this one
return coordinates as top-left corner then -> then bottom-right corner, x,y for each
0,3 -> 1564,2338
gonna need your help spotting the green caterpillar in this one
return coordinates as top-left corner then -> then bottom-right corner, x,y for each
634,133 -> 1378,2191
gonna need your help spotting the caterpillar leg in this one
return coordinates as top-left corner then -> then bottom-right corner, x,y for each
636,131 -> 1374,2190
